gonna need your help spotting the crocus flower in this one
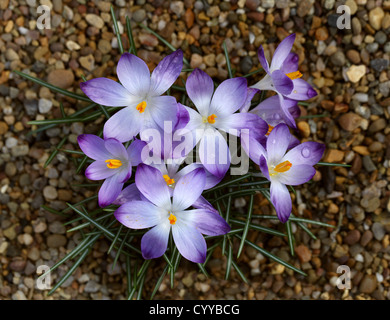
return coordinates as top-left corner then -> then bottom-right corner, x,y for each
78,134 -> 146,207
80,50 -> 183,142
180,68 -> 268,178
250,34 -> 317,128
242,124 -> 325,223
114,164 -> 230,263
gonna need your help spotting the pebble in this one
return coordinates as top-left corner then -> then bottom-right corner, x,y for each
43,186 -> 58,200
362,156 -> 377,173
133,9 -> 146,23
38,98 -> 53,114
49,221 -> 66,234
372,222 -> 386,241
346,65 -> 366,83
344,229 -> 361,245
359,275 -> 377,294
330,51 -> 345,67
85,14 -> 104,29
79,54 -> 95,71
98,39 -> 111,54
295,245 -> 312,263
369,7 -> 384,30
47,69 -> 74,89
240,56 -> 253,74
370,59 -> 389,72
46,234 -> 67,248
338,113 -> 364,131
84,280 -> 101,293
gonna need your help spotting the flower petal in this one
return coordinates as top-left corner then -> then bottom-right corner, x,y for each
217,112 -> 268,137
135,164 -> 171,209
281,52 -> 299,74
285,78 -> 317,101
150,49 -> 183,96
116,52 -> 150,96
270,181 -> 292,223
80,78 -> 135,106
114,200 -> 165,229
174,102 -> 190,131
116,162 -> 132,183
257,46 -> 270,74
186,68 -> 214,116
103,106 -> 142,142
77,134 -> 112,160
209,77 -> 247,117
270,33 -> 296,71
282,141 -> 325,166
98,174 -> 123,207
104,138 -> 128,160
85,160 -> 116,180
199,129 -> 230,179
241,131 -> 267,165
239,88 -> 260,113
148,95 -> 179,131
112,183 -> 141,206
172,221 -> 206,263
266,123 -> 290,164
259,155 -> 271,181
127,139 -> 148,166
141,224 -> 170,259
192,195 -> 219,213
278,164 -> 316,186
172,168 -> 206,211
271,70 -> 294,96
182,209 -> 230,236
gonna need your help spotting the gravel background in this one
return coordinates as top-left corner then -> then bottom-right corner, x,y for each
0,0 -> 390,300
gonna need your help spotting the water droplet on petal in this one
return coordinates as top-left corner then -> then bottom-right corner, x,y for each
274,113 -> 281,120
301,147 -> 310,158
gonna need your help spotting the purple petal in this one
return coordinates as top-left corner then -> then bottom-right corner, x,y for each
271,70 -> 294,96
266,123 -> 290,164
116,162 -> 132,183
278,164 -> 316,186
199,129 -> 230,179
127,139 -> 148,166
209,77 -> 247,117
172,221 -> 206,263
114,200 -> 165,229
85,160 -> 116,180
112,183 -> 142,206
98,174 -> 123,207
148,95 -> 179,131
239,88 -> 260,113
104,138 -> 128,160
172,168 -> 206,211
77,134 -> 111,161
277,94 -> 297,128
192,195 -> 219,213
174,103 -> 190,131
288,135 -> 300,150
183,209 -> 230,236
103,107 -> 142,142
135,164 -> 171,209
141,224 -> 170,259
116,53 -> 150,96
270,181 -> 292,223
259,155 -> 270,180
80,78 -> 135,106
150,49 -> 183,96
217,112 -> 268,137
186,68 -> 214,116
257,46 -> 270,74
281,52 -> 299,74
270,33 -> 296,71
285,78 -> 317,101
282,141 -> 325,166
175,163 -> 222,190
241,131 -> 267,165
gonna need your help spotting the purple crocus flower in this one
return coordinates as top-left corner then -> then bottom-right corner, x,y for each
114,164 -> 230,263
180,68 -> 268,178
77,134 -> 146,207
250,34 -> 316,128
242,124 -> 325,223
80,50 -> 183,142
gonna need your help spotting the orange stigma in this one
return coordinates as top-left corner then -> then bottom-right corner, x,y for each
163,174 -> 175,186
207,114 -> 217,124
168,213 -> 177,225
273,161 -> 292,175
105,159 -> 122,169
266,125 -> 274,136
285,71 -> 302,80
136,101 -> 147,113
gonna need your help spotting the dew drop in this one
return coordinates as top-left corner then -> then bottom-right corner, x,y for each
301,147 -> 310,158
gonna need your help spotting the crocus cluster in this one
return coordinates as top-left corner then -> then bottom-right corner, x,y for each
77,33 -> 324,263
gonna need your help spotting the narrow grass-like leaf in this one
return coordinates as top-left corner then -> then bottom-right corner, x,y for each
136,273 -> 146,300
225,240 -> 233,280
171,85 -> 186,92
59,102 -> 66,118
235,235 -> 306,276
242,68 -> 263,78
286,219 -> 295,256
231,260 -> 248,284
223,41 -> 233,79
150,263 -> 169,300
44,136 -> 68,168
76,155 -> 88,174
317,162 -> 351,167
126,16 -> 137,55
112,229 -> 130,270
203,173 -> 251,194
107,224 -> 124,255
128,260 -> 151,300
237,195 -> 254,258
297,101 -> 310,107
126,255 -> 132,295
41,205 -> 68,217
298,113 -> 328,118
230,219 -> 286,237
197,263 -> 209,278
111,6 -> 124,54
251,214 -> 335,228
14,70 -> 91,102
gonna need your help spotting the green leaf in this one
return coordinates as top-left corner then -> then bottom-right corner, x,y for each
111,6 -> 124,54
286,219 -> 295,256
107,224 -> 124,255
225,240 -> 233,280
237,195 -> 254,258
223,41 -> 233,79
197,263 -> 209,278
126,255 -> 132,295
126,16 -> 137,55
230,219 -> 286,237
44,136 -> 68,168
150,264 -> 169,300
242,68 -> 263,78
112,229 -> 130,270
128,260 -> 151,300
231,260 -> 248,284
317,162 -> 351,168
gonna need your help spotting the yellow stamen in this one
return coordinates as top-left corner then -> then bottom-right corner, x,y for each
163,174 -> 175,186
105,159 -> 122,169
285,71 -> 303,80
266,125 -> 274,136
270,160 -> 292,177
207,114 -> 217,124
136,101 -> 147,113
168,213 -> 177,225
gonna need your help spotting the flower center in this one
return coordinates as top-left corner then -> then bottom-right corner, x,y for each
168,212 -> 177,225
266,125 -> 274,136
269,160 -> 292,176
285,71 -> 302,80
136,101 -> 147,113
105,159 -> 122,169
202,114 -> 217,124
163,174 -> 175,186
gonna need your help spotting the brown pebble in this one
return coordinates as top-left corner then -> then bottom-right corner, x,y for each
295,244 -> 312,263
344,229 -> 361,245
